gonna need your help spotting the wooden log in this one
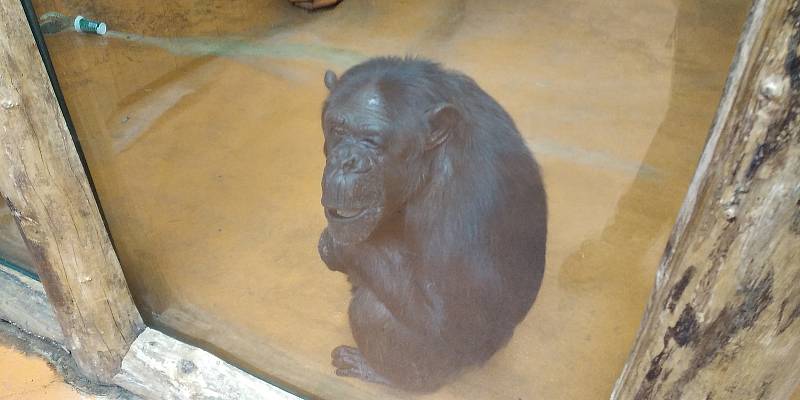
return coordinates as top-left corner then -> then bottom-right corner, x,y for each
0,1 -> 144,383
114,328 -> 302,400
611,0 -> 800,399
0,265 -> 65,346
0,265 -> 301,400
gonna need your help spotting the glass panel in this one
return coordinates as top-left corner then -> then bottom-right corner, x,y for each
0,202 -> 37,277
29,0 -> 749,398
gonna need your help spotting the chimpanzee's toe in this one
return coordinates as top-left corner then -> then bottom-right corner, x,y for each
331,345 -> 391,385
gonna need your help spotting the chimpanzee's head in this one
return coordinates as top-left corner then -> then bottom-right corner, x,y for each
320,59 -> 461,245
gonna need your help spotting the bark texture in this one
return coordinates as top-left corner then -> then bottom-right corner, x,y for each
0,1 -> 144,383
611,0 -> 800,399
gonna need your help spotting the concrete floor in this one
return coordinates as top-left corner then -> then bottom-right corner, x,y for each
2,0 -> 795,399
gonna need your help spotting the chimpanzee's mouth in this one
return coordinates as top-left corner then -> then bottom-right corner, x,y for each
326,207 -> 367,220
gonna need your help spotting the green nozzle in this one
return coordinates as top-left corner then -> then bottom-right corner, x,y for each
74,15 -> 107,35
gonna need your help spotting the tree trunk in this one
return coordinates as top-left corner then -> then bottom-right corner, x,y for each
0,1 -> 144,383
611,0 -> 800,399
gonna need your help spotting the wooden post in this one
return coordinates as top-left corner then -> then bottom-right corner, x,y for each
611,0 -> 800,399
0,0 -> 144,383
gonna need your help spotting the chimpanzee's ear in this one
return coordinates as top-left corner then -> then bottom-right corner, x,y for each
426,103 -> 460,150
324,70 -> 338,90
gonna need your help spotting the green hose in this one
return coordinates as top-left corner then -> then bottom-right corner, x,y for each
38,11 -> 72,34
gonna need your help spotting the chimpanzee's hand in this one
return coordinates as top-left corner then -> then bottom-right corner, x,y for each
318,228 -> 348,273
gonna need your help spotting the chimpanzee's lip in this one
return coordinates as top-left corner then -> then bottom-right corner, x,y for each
326,207 -> 367,220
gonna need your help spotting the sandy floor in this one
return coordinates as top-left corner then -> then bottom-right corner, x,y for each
1,338 -> 795,399
0,320 -> 137,399
0,345 -> 87,400
0,335 -> 141,400
0,0 -> 782,399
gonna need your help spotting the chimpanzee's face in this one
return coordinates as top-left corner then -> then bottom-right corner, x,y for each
321,84 -> 426,245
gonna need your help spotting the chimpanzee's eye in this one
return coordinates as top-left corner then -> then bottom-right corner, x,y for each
362,137 -> 381,149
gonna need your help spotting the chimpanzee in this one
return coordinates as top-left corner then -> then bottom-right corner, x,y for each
317,57 -> 547,392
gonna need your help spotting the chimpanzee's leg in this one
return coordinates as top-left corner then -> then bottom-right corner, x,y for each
332,287 -> 461,392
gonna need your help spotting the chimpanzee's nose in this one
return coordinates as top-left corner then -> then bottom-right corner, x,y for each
329,144 -> 372,174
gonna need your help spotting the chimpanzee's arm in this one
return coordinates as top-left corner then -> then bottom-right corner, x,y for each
319,229 -> 447,335
344,241 -> 445,335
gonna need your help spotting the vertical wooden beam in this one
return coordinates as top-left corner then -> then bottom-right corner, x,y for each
611,0 -> 800,399
0,0 -> 144,383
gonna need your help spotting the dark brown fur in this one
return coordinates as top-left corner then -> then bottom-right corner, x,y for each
318,57 -> 547,392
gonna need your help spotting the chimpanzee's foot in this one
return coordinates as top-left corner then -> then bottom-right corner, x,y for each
331,345 -> 391,385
